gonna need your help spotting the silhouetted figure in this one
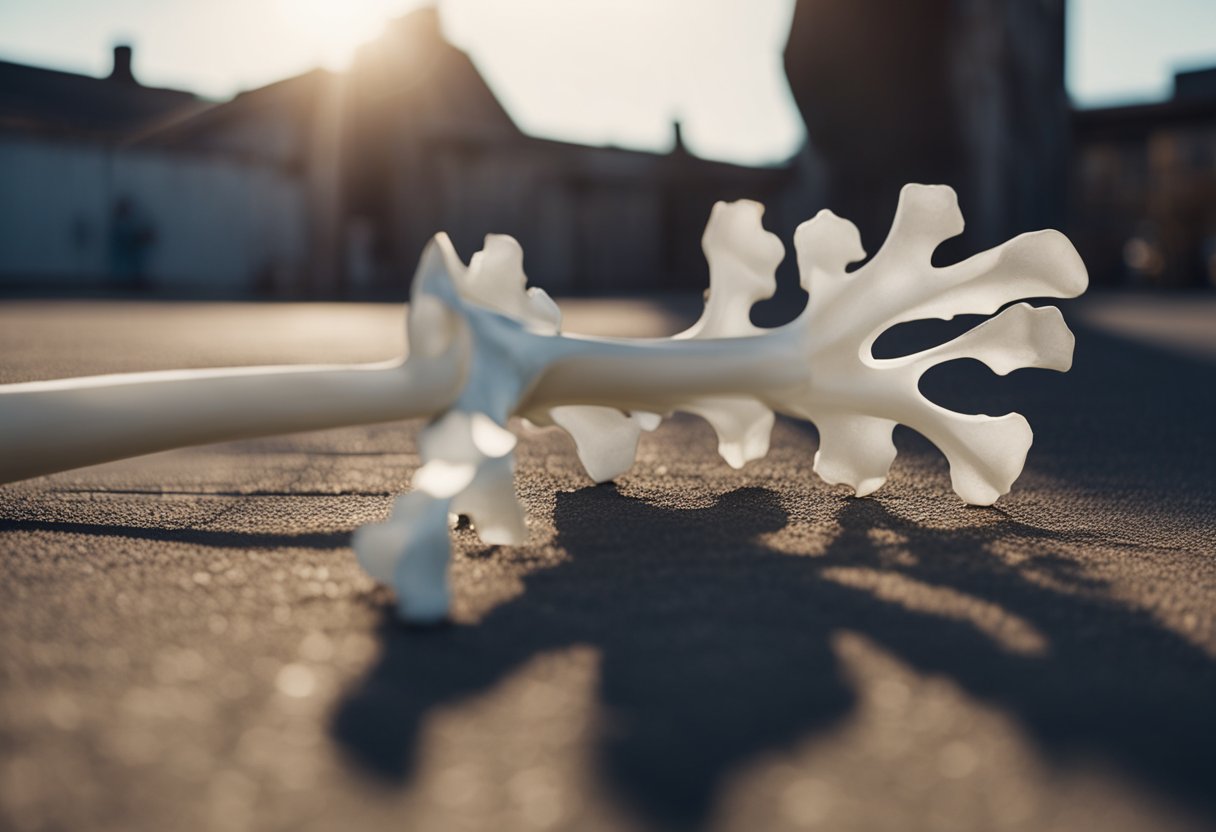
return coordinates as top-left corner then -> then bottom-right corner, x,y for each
109,196 -> 155,290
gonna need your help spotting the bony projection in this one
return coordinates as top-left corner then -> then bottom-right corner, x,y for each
0,184 -> 1088,622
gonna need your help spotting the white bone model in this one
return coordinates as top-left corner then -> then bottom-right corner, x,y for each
0,185 -> 1087,622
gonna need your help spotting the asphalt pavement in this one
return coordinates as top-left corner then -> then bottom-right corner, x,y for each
1,294 -> 1214,832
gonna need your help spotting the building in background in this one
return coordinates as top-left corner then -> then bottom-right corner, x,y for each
782,0 -> 1070,263
1072,66 -> 1216,289
0,9 -> 787,297
336,11 -> 789,296
2,2 -> 1214,297
780,0 -> 1216,291
0,48 -> 310,295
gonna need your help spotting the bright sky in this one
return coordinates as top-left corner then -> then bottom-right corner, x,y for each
1067,0 -> 1216,107
0,0 -> 1213,164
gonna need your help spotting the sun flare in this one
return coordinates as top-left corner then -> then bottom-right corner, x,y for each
274,0 -> 426,69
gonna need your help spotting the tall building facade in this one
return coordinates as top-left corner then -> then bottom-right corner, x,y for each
1072,67 -> 1216,288
783,0 -> 1070,259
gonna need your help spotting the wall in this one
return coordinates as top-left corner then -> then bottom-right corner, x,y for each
784,0 -> 1069,258
1073,114 -> 1216,288
0,137 -> 308,294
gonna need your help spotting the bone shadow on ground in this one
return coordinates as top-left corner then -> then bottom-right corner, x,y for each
0,518 -> 350,550
332,484 -> 1216,829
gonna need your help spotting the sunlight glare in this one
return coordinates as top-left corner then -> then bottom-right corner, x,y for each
442,0 -> 804,164
274,0 -> 427,70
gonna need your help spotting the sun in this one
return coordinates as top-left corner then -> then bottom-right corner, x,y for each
274,0 -> 429,69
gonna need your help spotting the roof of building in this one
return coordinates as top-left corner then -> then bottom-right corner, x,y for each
125,68 -> 337,163
1074,65 -> 1216,139
0,50 -> 204,140
0,10 -> 789,183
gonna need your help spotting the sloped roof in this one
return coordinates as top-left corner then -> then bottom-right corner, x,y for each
126,68 -> 336,161
0,59 -> 203,139
347,7 -> 522,138
1074,65 -> 1216,140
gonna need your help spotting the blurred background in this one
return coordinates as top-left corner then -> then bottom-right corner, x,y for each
3,7 -> 1216,831
0,0 -> 1214,300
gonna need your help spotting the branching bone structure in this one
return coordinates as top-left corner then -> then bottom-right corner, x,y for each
354,184 -> 1088,621
0,184 -> 1087,622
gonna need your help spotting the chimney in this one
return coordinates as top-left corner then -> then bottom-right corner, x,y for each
671,120 -> 689,156
109,44 -> 135,84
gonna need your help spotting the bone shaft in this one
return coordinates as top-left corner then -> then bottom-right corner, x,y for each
523,332 -> 805,413
0,362 -> 455,484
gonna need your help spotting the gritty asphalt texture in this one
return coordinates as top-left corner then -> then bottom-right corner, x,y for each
0,295 -> 1214,832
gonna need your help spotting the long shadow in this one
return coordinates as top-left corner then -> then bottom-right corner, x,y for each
49,488 -> 396,498
332,484 -> 1216,828
0,518 -> 350,549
